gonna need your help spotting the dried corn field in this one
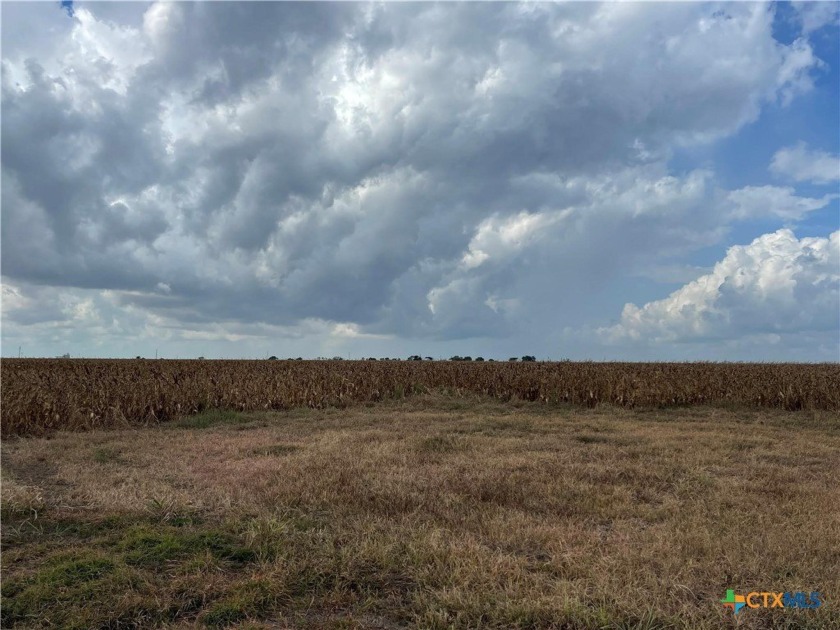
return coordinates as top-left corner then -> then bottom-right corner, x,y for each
2,359 -> 838,437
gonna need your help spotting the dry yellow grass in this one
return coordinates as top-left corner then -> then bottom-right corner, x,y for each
2,395 -> 838,628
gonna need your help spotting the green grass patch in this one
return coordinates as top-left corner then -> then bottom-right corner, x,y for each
1,516 -> 264,629
120,525 -> 256,568
1,551 -> 125,629
202,578 -> 276,627
40,554 -> 115,586
169,408 -> 250,430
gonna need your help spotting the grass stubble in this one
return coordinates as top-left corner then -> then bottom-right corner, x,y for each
2,395 -> 838,629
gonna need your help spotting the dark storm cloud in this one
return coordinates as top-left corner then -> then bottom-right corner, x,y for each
1,1 -> 835,356
1,52 -> 168,290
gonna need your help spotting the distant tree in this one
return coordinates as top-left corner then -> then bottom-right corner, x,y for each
267,356 -> 278,360
425,356 -> 434,361
408,355 -> 422,361
449,355 -> 461,361
509,357 -> 518,362
198,356 -> 206,360
474,357 -> 484,361
462,356 -> 472,361
488,358 -> 496,362
368,357 -> 378,361
521,355 -> 536,362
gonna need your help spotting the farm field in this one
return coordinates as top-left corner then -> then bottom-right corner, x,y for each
2,359 -> 840,436
2,395 -> 839,629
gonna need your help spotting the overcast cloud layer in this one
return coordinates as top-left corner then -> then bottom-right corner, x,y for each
2,2 -> 838,360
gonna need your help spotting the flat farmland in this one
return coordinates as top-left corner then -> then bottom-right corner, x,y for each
2,359 -> 839,436
2,362 -> 839,628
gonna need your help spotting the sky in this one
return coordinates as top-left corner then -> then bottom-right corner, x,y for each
1,1 -> 838,361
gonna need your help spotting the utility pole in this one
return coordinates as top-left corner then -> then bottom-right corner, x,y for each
18,346 -> 21,358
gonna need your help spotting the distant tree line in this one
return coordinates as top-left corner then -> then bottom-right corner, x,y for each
261,355 -> 540,362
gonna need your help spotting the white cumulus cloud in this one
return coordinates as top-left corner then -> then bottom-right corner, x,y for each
600,229 -> 839,345
770,142 -> 840,184
727,185 -> 837,221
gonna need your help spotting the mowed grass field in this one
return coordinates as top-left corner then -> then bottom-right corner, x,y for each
2,395 -> 839,629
